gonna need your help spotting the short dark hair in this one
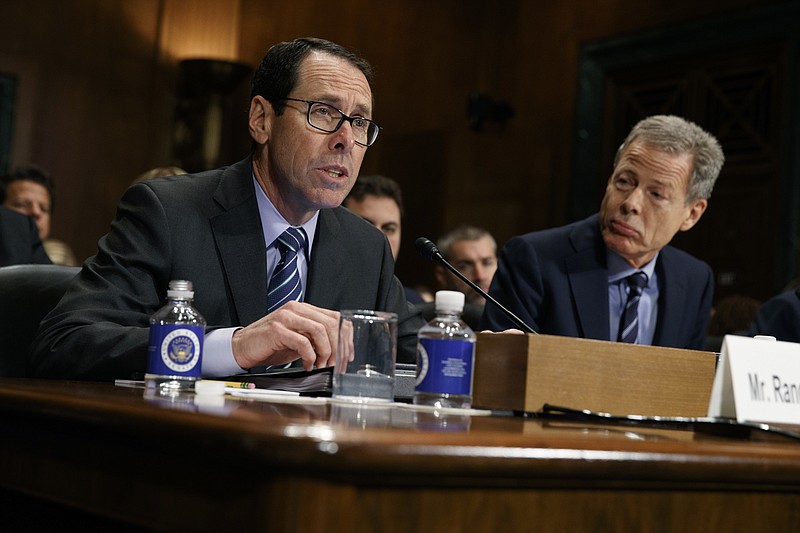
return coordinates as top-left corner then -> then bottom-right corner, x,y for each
344,174 -> 404,216
251,37 -> 374,115
0,165 -> 55,211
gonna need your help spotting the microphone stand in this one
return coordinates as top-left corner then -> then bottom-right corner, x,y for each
415,237 -> 537,334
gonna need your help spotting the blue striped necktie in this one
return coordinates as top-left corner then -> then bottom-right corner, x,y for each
618,271 -> 647,344
267,227 -> 307,313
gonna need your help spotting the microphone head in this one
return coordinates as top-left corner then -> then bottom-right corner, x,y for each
415,237 -> 441,262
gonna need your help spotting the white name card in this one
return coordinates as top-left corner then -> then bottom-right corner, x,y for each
708,334 -> 800,424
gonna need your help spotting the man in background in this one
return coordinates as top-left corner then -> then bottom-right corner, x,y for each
416,224 -> 498,328
31,37 -> 424,380
481,115 -> 724,350
1,165 -> 53,242
343,174 -> 425,304
1,165 -> 77,265
434,224 -> 498,307
745,281 -> 800,344
0,205 -> 51,266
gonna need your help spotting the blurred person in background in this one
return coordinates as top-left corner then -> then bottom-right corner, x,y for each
344,174 -> 426,304
434,224 -> 498,308
0,205 -> 51,266
1,165 -> 78,265
412,224 -> 497,328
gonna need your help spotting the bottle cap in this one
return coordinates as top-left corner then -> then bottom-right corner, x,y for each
435,290 -> 465,313
167,279 -> 194,299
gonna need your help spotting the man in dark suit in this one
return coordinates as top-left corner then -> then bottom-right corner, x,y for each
745,288 -> 800,344
481,115 -> 724,350
30,38 -> 424,380
0,206 -> 51,266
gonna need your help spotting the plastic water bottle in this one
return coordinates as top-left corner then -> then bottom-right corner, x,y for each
145,280 -> 206,392
414,290 -> 476,409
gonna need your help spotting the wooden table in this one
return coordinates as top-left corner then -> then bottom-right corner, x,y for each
2,379 -> 800,532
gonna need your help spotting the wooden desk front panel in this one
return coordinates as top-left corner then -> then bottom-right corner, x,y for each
1,379 -> 799,532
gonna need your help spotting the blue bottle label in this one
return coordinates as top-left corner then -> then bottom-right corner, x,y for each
415,338 -> 475,395
147,324 -> 204,377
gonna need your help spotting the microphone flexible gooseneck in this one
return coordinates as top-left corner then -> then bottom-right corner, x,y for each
415,237 -> 537,334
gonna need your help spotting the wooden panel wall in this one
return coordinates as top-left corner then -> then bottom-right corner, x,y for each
0,0 -> 775,280
0,0 -> 169,262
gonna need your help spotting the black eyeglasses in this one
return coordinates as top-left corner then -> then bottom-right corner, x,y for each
280,97 -> 381,147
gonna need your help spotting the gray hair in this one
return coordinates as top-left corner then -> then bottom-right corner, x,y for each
436,224 -> 496,261
614,115 -> 724,202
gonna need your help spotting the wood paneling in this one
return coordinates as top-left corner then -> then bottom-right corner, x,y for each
0,0 -> 169,262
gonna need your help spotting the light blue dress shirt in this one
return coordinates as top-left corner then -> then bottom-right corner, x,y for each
607,250 -> 659,345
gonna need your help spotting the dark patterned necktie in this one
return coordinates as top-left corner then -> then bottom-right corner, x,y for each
267,227 -> 307,313
618,271 -> 648,344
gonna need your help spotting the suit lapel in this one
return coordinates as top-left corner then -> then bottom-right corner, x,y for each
652,249 -> 686,345
566,216 -> 610,340
210,160 -> 268,326
305,209 -> 344,308
566,252 -> 610,340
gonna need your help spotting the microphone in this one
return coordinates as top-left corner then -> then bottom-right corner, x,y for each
415,237 -> 537,334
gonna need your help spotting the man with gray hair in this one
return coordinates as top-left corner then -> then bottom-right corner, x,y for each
434,224 -> 498,307
480,115 -> 724,350
412,224 -> 497,328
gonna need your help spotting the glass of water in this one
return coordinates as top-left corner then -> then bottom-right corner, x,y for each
332,310 -> 398,402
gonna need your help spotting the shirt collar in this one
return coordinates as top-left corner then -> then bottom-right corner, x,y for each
606,248 -> 658,285
252,173 -> 318,259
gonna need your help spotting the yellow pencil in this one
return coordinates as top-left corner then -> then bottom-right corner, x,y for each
207,380 -> 256,389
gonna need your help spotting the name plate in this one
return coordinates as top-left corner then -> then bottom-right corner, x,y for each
708,335 -> 800,424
